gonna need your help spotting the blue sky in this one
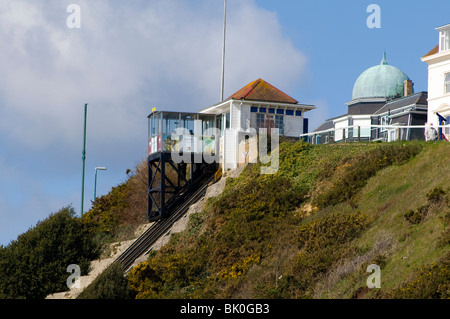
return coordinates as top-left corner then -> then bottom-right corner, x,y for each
0,0 -> 448,246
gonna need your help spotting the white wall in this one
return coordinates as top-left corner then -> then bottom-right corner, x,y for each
334,117 -> 349,141
427,57 -> 450,125
240,104 -> 251,130
231,101 -> 241,130
352,117 -> 372,137
223,129 -> 237,170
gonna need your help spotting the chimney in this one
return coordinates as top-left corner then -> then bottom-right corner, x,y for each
404,80 -> 413,97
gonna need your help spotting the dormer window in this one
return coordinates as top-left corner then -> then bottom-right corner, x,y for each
440,29 -> 450,52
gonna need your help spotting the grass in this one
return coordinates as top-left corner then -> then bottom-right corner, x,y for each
321,141 -> 450,298
79,140 -> 450,299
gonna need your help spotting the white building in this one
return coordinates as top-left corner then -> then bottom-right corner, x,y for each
421,23 -> 450,135
200,78 -> 315,170
148,78 -> 315,172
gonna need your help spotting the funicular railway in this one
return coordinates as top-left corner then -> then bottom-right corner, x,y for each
115,111 -> 220,271
114,79 -> 315,271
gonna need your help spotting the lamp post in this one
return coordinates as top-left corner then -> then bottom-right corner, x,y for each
220,0 -> 227,102
81,103 -> 88,215
94,167 -> 107,201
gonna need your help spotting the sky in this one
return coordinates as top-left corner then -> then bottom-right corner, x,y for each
0,0 -> 449,246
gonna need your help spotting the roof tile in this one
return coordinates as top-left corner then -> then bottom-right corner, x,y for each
227,78 -> 298,104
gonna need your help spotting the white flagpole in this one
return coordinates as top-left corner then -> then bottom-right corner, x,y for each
220,0 -> 227,102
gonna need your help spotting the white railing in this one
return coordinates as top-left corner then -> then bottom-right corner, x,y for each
301,124 -> 450,144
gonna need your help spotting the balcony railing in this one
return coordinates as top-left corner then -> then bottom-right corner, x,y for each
301,124 -> 450,144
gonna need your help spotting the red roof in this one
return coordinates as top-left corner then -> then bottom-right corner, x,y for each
422,44 -> 439,58
227,78 -> 298,104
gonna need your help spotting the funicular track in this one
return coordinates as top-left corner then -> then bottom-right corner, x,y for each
114,174 -> 216,273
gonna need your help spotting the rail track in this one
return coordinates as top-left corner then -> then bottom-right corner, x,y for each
114,175 -> 215,273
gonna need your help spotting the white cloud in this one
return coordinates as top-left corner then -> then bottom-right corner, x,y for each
0,0 -> 309,245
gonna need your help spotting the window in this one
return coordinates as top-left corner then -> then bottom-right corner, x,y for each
445,116 -> 450,136
225,113 -> 230,129
441,30 -> 450,52
268,108 -> 275,114
286,110 -> 294,116
295,110 -> 302,117
163,113 -> 179,134
149,115 -> 158,137
256,113 -> 265,129
180,114 -> 195,134
276,109 -> 284,115
275,115 -> 284,135
250,106 -> 258,113
216,116 -> 223,135
445,73 -> 450,94
259,107 -> 267,113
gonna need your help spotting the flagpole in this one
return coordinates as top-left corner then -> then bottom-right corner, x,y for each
220,0 -> 227,102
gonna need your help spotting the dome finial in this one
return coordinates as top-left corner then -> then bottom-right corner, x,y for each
381,51 -> 388,65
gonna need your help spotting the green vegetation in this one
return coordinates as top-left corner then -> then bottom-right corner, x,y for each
0,160 -> 148,299
77,262 -> 134,299
124,140 -> 448,299
0,207 -> 97,299
2,140 -> 449,299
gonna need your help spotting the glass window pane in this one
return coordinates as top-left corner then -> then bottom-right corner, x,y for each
149,117 -> 153,138
446,73 -> 450,94
441,31 -> 449,51
163,113 -> 179,134
275,115 -> 284,135
257,113 -> 265,129
216,116 -> 223,134
444,31 -> 449,50
181,114 -> 195,134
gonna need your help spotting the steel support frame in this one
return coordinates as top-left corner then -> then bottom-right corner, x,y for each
147,152 -> 217,222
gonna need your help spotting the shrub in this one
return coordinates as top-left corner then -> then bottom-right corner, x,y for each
77,262 -> 134,299
127,249 -> 207,299
82,183 -> 129,236
0,207 -> 98,299
314,143 -> 422,208
404,206 -> 428,225
426,187 -> 446,204
437,209 -> 450,247
404,187 -> 447,225
297,211 -> 370,251
269,211 -> 372,298
385,253 -> 450,299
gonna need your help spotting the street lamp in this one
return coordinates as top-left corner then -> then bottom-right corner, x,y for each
94,167 -> 107,201
81,103 -> 88,215
220,0 -> 227,102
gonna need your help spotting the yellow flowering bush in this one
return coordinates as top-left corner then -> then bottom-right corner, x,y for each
388,253 -> 450,299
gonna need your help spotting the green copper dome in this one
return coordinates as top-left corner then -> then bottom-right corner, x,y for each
352,53 -> 411,100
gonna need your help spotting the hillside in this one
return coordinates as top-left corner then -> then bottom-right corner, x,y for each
1,140 -> 449,299
80,139 -> 450,299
